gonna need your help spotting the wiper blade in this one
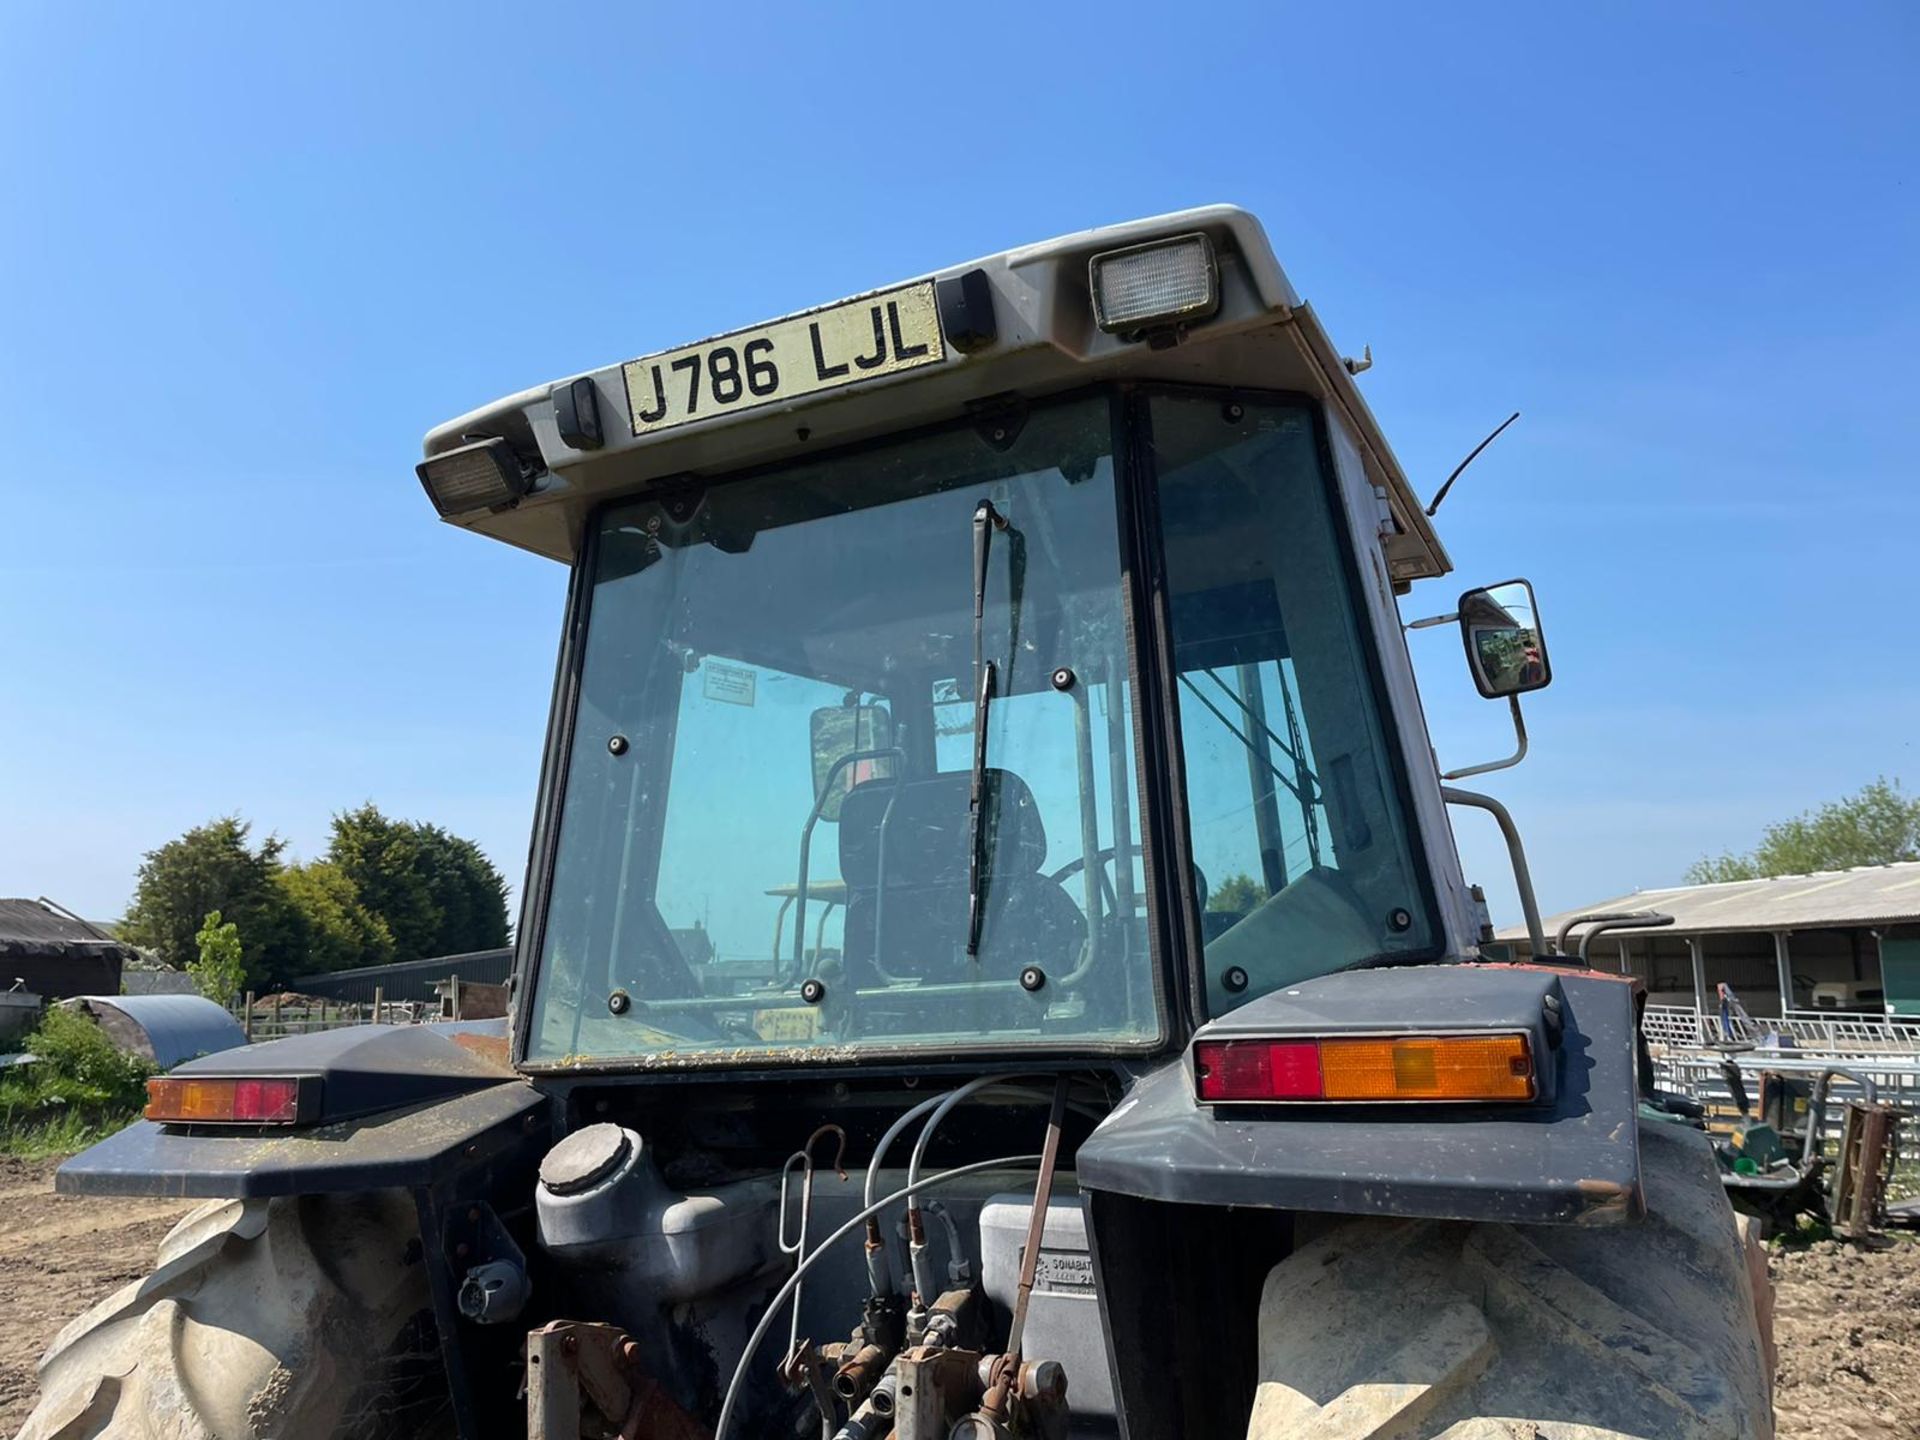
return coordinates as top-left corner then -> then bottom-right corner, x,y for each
967,498 -> 1009,957
966,658 -> 998,956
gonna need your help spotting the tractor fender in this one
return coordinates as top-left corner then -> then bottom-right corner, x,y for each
56,1023 -> 542,1200
1078,968 -> 1644,1226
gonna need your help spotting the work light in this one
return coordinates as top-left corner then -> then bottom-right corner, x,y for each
415,436 -> 533,518
1089,232 -> 1219,335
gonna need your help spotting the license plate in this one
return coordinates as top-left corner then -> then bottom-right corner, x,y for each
622,282 -> 947,437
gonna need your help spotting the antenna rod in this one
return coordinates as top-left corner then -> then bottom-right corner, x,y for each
1426,410 -> 1519,517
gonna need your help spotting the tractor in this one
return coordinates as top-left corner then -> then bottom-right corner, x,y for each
21,207 -> 1772,1440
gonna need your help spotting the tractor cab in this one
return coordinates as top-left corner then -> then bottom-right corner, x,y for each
416,212 -> 1470,1078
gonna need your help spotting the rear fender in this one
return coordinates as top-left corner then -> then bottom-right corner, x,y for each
1077,965 -> 1647,1439
1077,966 -> 1644,1225
57,1022 -> 544,1200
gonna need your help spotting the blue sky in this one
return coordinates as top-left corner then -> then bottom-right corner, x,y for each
1,3 -> 1914,930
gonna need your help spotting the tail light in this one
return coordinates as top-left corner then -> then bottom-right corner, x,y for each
1193,1033 -> 1536,1104
145,1075 -> 313,1125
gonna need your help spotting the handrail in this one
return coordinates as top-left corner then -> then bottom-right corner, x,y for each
1442,785 -> 1545,958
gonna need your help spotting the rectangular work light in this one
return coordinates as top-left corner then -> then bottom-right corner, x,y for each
1192,1033 -> 1536,1104
1089,232 -> 1220,335
145,1075 -> 313,1125
415,436 -> 533,518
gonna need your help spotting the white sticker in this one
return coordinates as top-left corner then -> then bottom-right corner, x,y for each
703,662 -> 757,707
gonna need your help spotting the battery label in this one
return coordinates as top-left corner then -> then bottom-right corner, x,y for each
1032,1248 -> 1096,1294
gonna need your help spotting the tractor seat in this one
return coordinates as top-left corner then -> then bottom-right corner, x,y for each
837,769 -> 1086,988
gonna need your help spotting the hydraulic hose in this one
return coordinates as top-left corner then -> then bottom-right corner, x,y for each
714,1153 -> 1044,1440
862,1089 -> 951,1294
904,1074 -> 1016,1303
864,1075 -> 1014,1295
906,1073 -> 1007,1211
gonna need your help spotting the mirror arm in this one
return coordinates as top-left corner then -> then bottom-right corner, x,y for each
1441,695 -> 1528,781
1442,785 -> 1546,959
1404,611 -> 1458,631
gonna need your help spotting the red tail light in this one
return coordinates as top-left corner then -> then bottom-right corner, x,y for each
146,1076 -> 307,1124
1193,1034 -> 1536,1104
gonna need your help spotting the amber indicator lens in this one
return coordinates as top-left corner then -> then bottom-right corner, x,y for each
1193,1034 -> 1535,1103
145,1076 -> 302,1124
1319,1035 -> 1534,1101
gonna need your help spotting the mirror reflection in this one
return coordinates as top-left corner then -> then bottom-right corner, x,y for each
809,702 -> 894,821
1458,579 -> 1550,698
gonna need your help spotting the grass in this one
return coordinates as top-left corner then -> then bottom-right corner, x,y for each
0,1007 -> 154,1159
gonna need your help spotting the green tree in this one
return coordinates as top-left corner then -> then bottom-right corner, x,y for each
325,804 -> 511,962
327,804 -> 442,962
1684,777 -> 1920,884
277,860 -> 395,974
1208,872 -> 1269,913
410,822 -> 511,956
120,817 -> 305,983
188,909 -> 246,1005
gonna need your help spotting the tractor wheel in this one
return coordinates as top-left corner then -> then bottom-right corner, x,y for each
15,1188 -> 451,1440
1245,1118 -> 1775,1439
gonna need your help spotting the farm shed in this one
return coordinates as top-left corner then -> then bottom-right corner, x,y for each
1500,860 -> 1920,1019
288,947 -> 514,1006
0,898 -> 133,1000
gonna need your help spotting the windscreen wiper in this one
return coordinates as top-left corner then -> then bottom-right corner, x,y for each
967,498 -> 1009,956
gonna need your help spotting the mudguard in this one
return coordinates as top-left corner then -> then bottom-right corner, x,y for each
56,1021 -> 543,1199
1077,965 -> 1644,1225
1077,965 -> 1656,1439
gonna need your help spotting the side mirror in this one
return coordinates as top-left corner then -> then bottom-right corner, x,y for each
809,704 -> 894,821
1458,579 -> 1551,699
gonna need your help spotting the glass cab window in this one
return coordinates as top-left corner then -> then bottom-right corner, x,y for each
525,397 -> 1157,1065
1151,395 -> 1438,1014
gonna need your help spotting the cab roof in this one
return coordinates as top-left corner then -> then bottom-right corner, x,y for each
420,206 -> 1450,583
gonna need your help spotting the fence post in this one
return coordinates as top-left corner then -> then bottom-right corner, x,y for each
274,990 -> 283,1038
451,975 -> 462,1022
373,986 -> 384,1026
242,990 -> 254,1042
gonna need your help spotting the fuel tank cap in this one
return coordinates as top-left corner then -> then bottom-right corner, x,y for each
540,1122 -> 635,1196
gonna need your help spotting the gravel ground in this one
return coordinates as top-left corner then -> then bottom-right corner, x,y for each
1,1153 -> 1916,1437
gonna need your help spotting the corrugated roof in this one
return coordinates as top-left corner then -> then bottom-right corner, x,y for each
1501,861 -> 1920,943
0,898 -> 130,958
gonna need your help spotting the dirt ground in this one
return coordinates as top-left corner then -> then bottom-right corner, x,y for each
1771,1233 -> 1920,1440
0,1156 -> 200,1436
0,1153 -> 1916,1438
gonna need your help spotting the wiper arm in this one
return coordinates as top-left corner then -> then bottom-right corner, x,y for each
967,499 -> 1010,957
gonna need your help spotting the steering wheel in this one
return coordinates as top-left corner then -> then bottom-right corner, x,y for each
1049,848 -> 1210,916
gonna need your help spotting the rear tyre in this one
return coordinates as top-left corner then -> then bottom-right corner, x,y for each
1245,1118 -> 1774,1439
16,1189 -> 450,1440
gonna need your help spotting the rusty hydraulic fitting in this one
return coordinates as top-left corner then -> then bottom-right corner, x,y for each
832,1343 -> 889,1401
1019,1358 -> 1067,1405
977,1351 -> 1019,1420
